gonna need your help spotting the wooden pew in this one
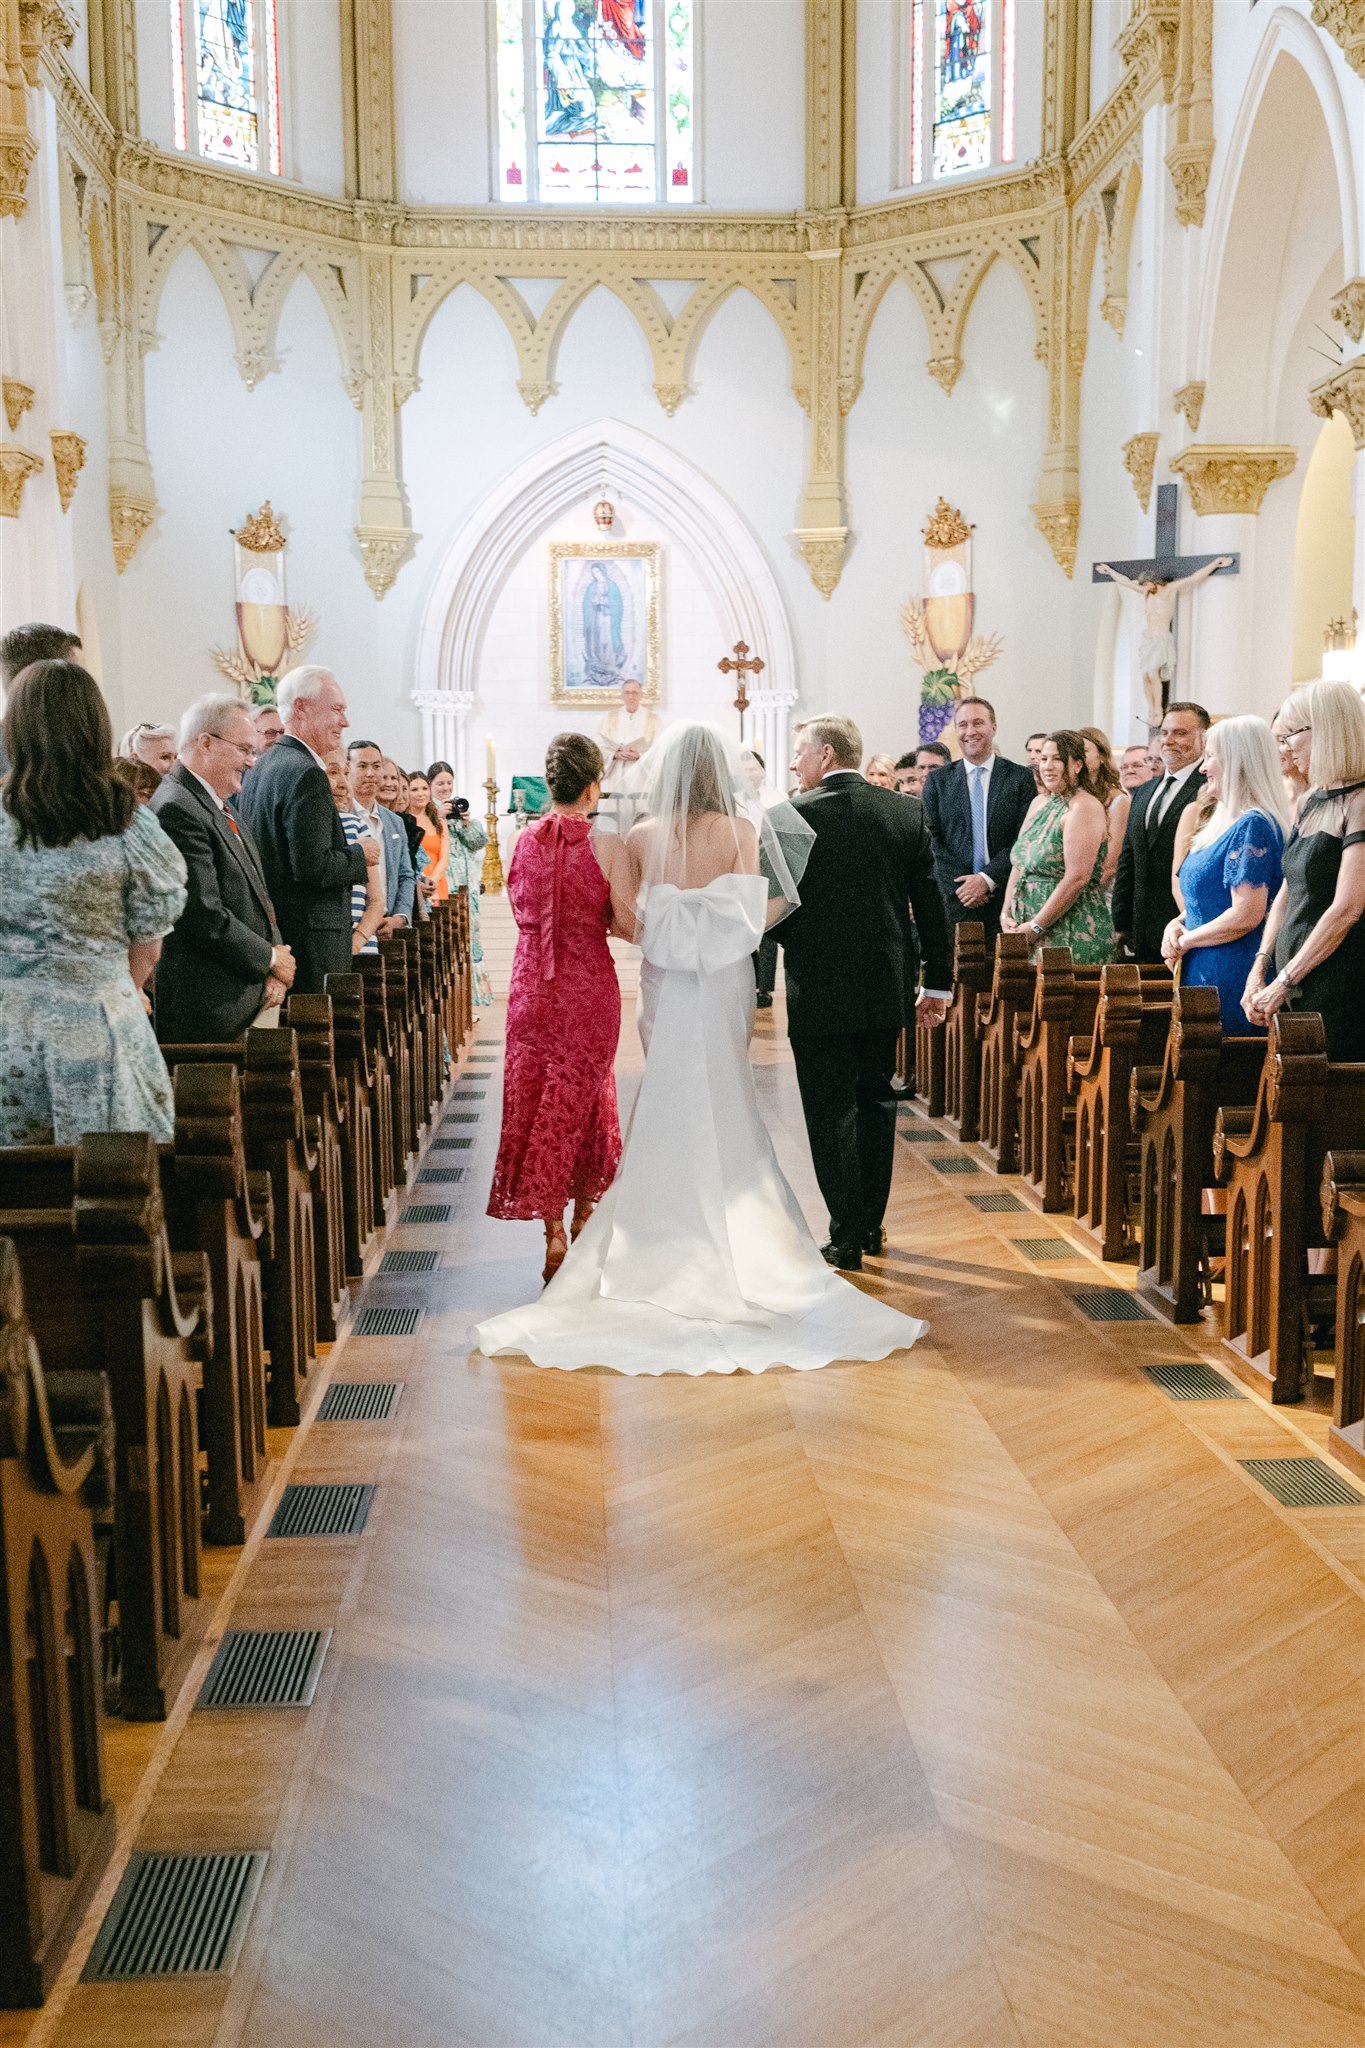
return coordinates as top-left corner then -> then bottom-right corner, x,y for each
358,952 -> 414,1188
0,1136 -> 209,1719
452,888 -> 474,1043
1016,952 -> 1105,1212
1215,1014 -> 1365,1402
942,922 -> 990,1145
912,1012 -> 946,1119
977,933 -> 1034,1174
389,929 -> 438,1135
415,921 -> 449,1116
316,978 -> 378,1273
287,993 -> 354,1317
240,1030 -> 319,1422
1130,986 -> 1267,1324
329,970 -> 396,1228
0,1240 -> 117,2007
1320,1153 -> 1365,1477
1068,964 -> 1173,1260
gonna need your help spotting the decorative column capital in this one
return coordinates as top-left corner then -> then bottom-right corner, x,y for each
356,525 -> 418,599
793,526 -> 849,600
1309,360 -> 1365,452
1329,279 -> 1365,345
50,430 -> 87,511
1165,140 -> 1214,228
1169,444 -> 1297,514
0,129 -> 40,220
1121,432 -> 1160,513
412,689 -> 474,715
3,379 -> 35,433
110,490 -> 157,571
1310,0 -> 1365,79
1116,0 -> 1181,103
1030,498 -> 1081,577
0,446 -> 43,519
1172,381 -> 1205,433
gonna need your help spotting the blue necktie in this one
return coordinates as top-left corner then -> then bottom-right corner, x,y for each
970,765 -> 988,874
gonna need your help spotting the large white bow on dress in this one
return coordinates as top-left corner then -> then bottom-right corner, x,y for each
639,873 -> 767,975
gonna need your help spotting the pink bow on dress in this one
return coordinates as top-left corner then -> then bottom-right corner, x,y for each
531,811 -> 592,981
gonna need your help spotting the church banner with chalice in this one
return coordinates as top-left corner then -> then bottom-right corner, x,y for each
901,497 -> 1002,747
211,501 -> 315,706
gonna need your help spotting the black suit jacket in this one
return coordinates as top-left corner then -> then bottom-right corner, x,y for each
778,774 -> 951,1038
151,763 -> 282,1040
234,734 -> 367,994
1111,766 -> 1207,962
921,753 -> 1037,929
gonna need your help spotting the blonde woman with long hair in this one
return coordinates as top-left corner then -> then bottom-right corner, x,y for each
1160,715 -> 1287,1032
1244,680 -> 1365,1055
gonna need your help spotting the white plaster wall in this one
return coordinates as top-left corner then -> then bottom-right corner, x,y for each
1088,0 -> 1125,119
393,0 -> 489,206
701,0 -> 805,210
135,0 -> 176,153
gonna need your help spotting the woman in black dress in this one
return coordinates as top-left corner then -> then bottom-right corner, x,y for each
1243,680 -> 1365,1057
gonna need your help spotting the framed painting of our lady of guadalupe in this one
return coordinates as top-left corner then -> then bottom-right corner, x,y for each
549,541 -> 662,707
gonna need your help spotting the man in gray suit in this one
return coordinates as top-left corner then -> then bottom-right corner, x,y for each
151,694 -> 296,1039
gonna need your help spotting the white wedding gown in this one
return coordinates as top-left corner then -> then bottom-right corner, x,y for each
474,872 -> 928,1375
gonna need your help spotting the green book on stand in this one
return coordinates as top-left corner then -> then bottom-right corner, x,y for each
509,775 -> 550,817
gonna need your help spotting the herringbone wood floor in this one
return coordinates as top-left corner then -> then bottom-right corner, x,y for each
12,911 -> 1363,2048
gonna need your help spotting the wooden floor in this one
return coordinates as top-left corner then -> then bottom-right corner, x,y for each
11,899 -> 1364,2048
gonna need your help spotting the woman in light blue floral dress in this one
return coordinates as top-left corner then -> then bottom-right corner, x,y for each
429,761 -> 494,1006
0,660 -> 187,1144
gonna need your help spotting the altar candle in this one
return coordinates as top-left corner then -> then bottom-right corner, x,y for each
485,733 -> 496,785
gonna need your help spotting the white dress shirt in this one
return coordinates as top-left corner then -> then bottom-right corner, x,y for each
1148,757 -> 1201,830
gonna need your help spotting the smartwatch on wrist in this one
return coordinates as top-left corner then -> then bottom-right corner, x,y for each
1029,919 -> 1046,938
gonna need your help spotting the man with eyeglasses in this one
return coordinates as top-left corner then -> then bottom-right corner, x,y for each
150,692 -> 296,1038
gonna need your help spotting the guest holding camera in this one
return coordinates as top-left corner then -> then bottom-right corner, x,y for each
430,760 -> 493,1006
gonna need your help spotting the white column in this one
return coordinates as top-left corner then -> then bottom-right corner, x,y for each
752,689 -> 798,788
412,689 -> 472,788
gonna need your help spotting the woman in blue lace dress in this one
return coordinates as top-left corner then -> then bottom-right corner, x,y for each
0,660 -> 187,1144
1162,714 -> 1287,1034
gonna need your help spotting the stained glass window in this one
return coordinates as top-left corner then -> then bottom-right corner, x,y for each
170,0 -> 281,177
908,0 -> 1014,184
496,1 -> 695,206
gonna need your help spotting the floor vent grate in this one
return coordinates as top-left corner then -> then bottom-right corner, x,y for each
442,1113 -> 480,1125
1070,1287 -> 1154,1322
401,1203 -> 451,1224
967,1192 -> 1026,1213
452,1092 -> 486,1102
353,1305 -> 423,1338
84,1852 -> 268,1979
1240,1457 -> 1363,1508
268,1482 -> 374,1538
898,1128 -> 948,1144
427,1143 -> 471,1156
930,1156 -> 983,1175
379,1248 -> 439,1274
1012,1236 -> 1076,1262
318,1381 -> 402,1423
197,1629 -> 330,1709
1144,1362 -> 1245,1401
418,1166 -> 466,1183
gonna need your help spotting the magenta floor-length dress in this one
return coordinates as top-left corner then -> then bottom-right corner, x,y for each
487,813 -> 623,1221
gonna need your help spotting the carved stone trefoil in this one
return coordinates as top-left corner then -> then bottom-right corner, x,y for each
3,378 -> 35,432
793,526 -> 849,601
1172,381 -> 1205,433
1329,279 -> 1365,346
356,525 -> 418,599
49,429 -> 86,511
110,491 -> 157,572
0,446 -> 43,518
1122,432 -> 1160,513
1168,444 -> 1297,516
1030,498 -> 1081,577
1309,360 -> 1365,453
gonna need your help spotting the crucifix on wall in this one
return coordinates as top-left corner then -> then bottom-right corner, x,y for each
718,640 -> 765,744
1093,484 -> 1237,732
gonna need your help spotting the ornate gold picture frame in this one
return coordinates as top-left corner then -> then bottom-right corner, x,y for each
549,541 -> 662,708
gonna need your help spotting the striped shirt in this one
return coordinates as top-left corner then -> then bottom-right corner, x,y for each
341,808 -> 380,953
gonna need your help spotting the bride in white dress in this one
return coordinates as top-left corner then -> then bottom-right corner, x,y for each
474,722 -> 928,1375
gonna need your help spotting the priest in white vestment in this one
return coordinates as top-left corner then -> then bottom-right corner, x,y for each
597,679 -> 657,825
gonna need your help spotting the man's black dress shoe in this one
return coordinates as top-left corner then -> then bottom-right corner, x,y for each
863,1227 -> 887,1256
821,1241 -> 863,1272
755,992 -> 773,1009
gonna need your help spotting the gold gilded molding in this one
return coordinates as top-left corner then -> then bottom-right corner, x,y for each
1031,498 -> 1081,577
49,428 -> 85,509
1310,0 -> 1365,78
1116,0 -> 1181,104
110,488 -> 155,569
793,527 -> 849,600
1330,279 -> 1365,345
1173,381 -> 1204,433
1165,0 -> 1214,227
355,525 -> 417,599
0,127 -> 39,219
1121,432 -> 1160,513
1309,360 -> 1365,452
1165,141 -> 1213,228
235,499 -> 286,551
926,354 -> 963,394
0,445 -> 43,517
3,377 -> 35,431
1169,444 -> 1297,515
923,496 -> 974,548
547,540 -> 661,706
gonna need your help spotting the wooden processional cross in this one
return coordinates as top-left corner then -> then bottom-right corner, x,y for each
718,641 -> 765,744
1091,483 -> 1239,721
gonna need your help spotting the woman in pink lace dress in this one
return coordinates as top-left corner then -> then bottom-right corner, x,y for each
488,733 -> 633,1282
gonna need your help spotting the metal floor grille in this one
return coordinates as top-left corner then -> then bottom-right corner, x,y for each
452,1091 -> 486,1102
353,1305 -> 423,1338
268,1482 -> 375,1538
1070,1287 -> 1154,1322
379,1248 -> 439,1274
84,1852 -> 268,1979
467,1053 -> 497,1062
419,1166 -> 466,1182
1012,1237 -> 1076,1262
318,1381 -> 402,1422
197,1629 -> 331,1709
443,1113 -> 480,1124
402,1203 -> 451,1224
1240,1457 -> 1363,1507
1144,1362 -> 1245,1401
967,1192 -> 1026,1212
431,1138 -> 472,1152
930,1156 -> 983,1175
898,1128 -> 948,1144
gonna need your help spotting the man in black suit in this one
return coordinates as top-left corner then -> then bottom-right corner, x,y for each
1112,700 -> 1209,962
235,665 -> 378,994
151,694 -> 296,1039
920,696 -> 1037,940
780,715 -> 951,1272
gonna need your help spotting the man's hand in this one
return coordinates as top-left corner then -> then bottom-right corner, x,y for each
262,975 -> 287,1009
1113,930 -> 1135,961
417,875 -> 437,901
270,943 -> 296,988
378,914 -> 401,938
916,993 -> 948,1028
954,872 -> 992,908
361,834 -> 381,868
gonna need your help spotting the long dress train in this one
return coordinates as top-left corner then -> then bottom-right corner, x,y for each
474,873 -> 928,1375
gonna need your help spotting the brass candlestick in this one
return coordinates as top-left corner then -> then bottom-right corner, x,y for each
480,776 -> 505,895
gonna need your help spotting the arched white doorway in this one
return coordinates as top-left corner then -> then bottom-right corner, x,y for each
413,421 -> 799,794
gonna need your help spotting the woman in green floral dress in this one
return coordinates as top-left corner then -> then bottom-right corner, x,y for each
429,762 -> 494,1007
1001,729 -> 1115,963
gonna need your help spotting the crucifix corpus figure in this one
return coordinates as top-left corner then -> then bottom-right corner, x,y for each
1093,485 -> 1237,733
718,641 -> 765,745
